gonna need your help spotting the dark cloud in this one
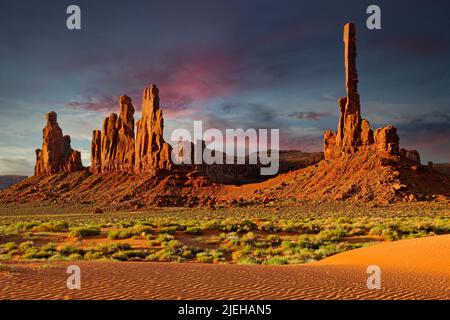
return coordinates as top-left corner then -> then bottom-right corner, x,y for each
65,95 -> 118,113
391,111 -> 450,162
289,111 -> 332,121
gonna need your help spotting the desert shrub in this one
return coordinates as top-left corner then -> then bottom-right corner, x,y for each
241,232 -> 256,243
196,252 -> 213,263
84,251 -> 105,260
220,219 -> 256,233
254,240 -> 267,249
22,250 -> 53,260
48,254 -> 66,261
68,253 -> 84,261
13,221 -> 40,231
70,227 -> 100,238
116,221 -> 134,228
158,226 -> 180,234
201,220 -> 220,231
94,243 -> 131,255
18,241 -> 34,251
185,226 -> 203,235
157,233 -> 175,243
0,242 -> 17,253
266,234 -> 281,246
59,245 -> 85,257
0,254 -> 12,260
238,257 -> 259,265
317,228 -> 347,242
259,220 -> 279,233
33,221 -> 69,232
210,249 -> 226,263
263,257 -> 288,265
111,250 -> 146,261
108,229 -> 134,240
281,222 -> 301,233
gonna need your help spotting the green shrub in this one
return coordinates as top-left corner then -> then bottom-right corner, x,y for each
263,257 -> 288,265
266,234 -> 281,246
159,226 -> 179,234
111,250 -> 146,261
60,245 -> 85,257
68,253 -> 84,261
186,226 -> 203,235
238,257 -> 259,265
18,241 -> 34,251
196,252 -> 213,263
70,227 -> 100,238
108,229 -> 134,240
260,221 -> 279,233
241,232 -> 256,243
1,242 -> 17,253
94,243 -> 131,255
33,221 -> 69,232
84,251 -> 105,260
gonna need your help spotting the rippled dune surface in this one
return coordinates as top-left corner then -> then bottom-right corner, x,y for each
1,235 -> 449,300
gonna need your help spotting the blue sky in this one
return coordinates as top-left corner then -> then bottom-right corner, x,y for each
1,0 -> 450,175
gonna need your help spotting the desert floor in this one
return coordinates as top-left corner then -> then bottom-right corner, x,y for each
0,234 -> 449,300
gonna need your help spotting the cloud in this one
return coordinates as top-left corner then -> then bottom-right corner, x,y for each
392,111 -> 450,163
375,36 -> 450,57
289,111 -> 332,121
0,158 -> 33,176
65,95 -> 118,113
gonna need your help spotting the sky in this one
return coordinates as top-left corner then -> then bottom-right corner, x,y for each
1,0 -> 450,176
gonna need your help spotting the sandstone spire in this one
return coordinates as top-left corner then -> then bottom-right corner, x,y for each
135,84 -> 172,174
35,111 -> 83,175
335,23 -> 363,153
90,95 -> 135,173
324,23 -> 399,160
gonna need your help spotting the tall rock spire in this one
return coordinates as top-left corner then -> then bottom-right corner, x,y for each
35,111 -> 83,175
90,95 -> 136,173
324,23 -> 399,160
336,22 -> 362,152
134,84 -> 172,174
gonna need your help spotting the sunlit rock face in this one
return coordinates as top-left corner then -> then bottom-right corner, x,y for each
35,111 -> 83,176
324,23 -> 400,160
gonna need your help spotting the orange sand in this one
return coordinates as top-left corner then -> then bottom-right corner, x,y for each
0,235 -> 449,300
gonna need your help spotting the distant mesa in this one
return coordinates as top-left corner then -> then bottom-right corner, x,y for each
0,176 -> 27,190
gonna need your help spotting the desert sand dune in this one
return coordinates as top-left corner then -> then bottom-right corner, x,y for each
0,235 -> 449,300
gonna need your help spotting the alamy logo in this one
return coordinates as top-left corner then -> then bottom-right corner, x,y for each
366,5 -> 381,30
66,265 -> 81,290
66,5 -> 81,30
170,121 -> 280,176
366,265 -> 381,290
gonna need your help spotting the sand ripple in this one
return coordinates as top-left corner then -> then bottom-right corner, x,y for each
1,235 -> 449,300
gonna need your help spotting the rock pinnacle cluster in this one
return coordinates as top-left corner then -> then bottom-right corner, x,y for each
323,23 -> 419,163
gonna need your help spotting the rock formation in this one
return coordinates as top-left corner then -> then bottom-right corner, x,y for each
90,85 -> 172,176
324,23 -> 399,159
374,126 -> 399,155
400,148 -> 421,164
35,111 -> 83,175
135,84 -> 172,174
91,95 -> 136,173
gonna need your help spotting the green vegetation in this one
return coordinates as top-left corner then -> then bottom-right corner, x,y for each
69,227 -> 101,239
0,203 -> 449,264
